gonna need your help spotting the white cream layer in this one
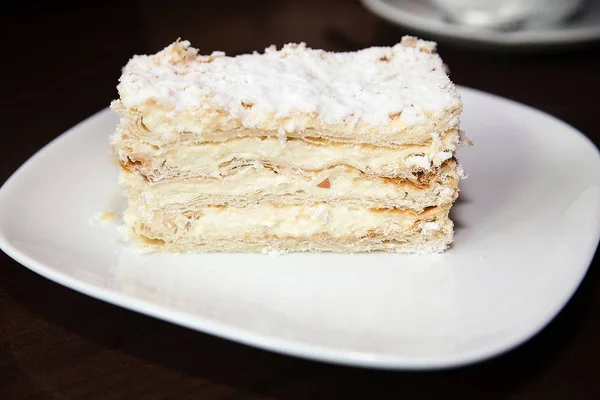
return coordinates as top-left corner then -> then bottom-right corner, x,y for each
120,164 -> 458,208
120,134 -> 457,179
127,203 -> 450,240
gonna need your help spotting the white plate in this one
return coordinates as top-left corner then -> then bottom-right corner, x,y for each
361,0 -> 600,48
1,87 -> 599,369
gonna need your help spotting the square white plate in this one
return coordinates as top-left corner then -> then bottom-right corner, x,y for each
1,87 -> 599,369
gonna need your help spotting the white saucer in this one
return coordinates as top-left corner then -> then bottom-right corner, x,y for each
1,87 -> 599,369
361,0 -> 600,48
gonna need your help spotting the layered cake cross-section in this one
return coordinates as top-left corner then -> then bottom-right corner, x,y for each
110,36 -> 466,253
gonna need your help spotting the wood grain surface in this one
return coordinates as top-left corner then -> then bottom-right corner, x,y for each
1,1 -> 599,399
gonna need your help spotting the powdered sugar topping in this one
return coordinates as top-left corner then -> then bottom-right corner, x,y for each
117,37 -> 461,130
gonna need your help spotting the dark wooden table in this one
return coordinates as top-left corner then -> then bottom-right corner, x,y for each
2,1 -> 599,398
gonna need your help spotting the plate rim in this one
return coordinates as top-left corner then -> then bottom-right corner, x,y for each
1,86 -> 599,370
361,0 -> 600,46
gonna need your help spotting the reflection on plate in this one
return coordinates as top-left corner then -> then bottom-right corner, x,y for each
361,0 -> 600,48
1,87 -> 599,369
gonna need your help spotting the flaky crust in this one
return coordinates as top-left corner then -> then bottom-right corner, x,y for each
119,160 -> 459,211
121,201 -> 454,254
125,220 -> 454,255
111,106 -> 460,179
127,235 -> 454,254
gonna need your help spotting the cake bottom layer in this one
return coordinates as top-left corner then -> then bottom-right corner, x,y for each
123,202 -> 454,254
127,236 -> 453,254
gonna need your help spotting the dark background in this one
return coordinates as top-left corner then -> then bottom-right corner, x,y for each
1,0 -> 599,398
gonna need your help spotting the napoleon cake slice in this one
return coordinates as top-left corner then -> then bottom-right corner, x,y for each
110,36 -> 465,253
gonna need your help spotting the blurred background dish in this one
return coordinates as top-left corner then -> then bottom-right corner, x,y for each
430,0 -> 584,30
361,0 -> 600,49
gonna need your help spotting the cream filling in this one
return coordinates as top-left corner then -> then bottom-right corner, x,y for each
117,133 -> 458,178
134,105 -> 461,147
120,164 -> 458,208
127,203 -> 451,240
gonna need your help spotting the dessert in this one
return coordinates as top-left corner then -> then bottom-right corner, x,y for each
110,36 -> 466,253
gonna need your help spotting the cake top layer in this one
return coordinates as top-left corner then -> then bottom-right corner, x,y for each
117,36 -> 461,131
